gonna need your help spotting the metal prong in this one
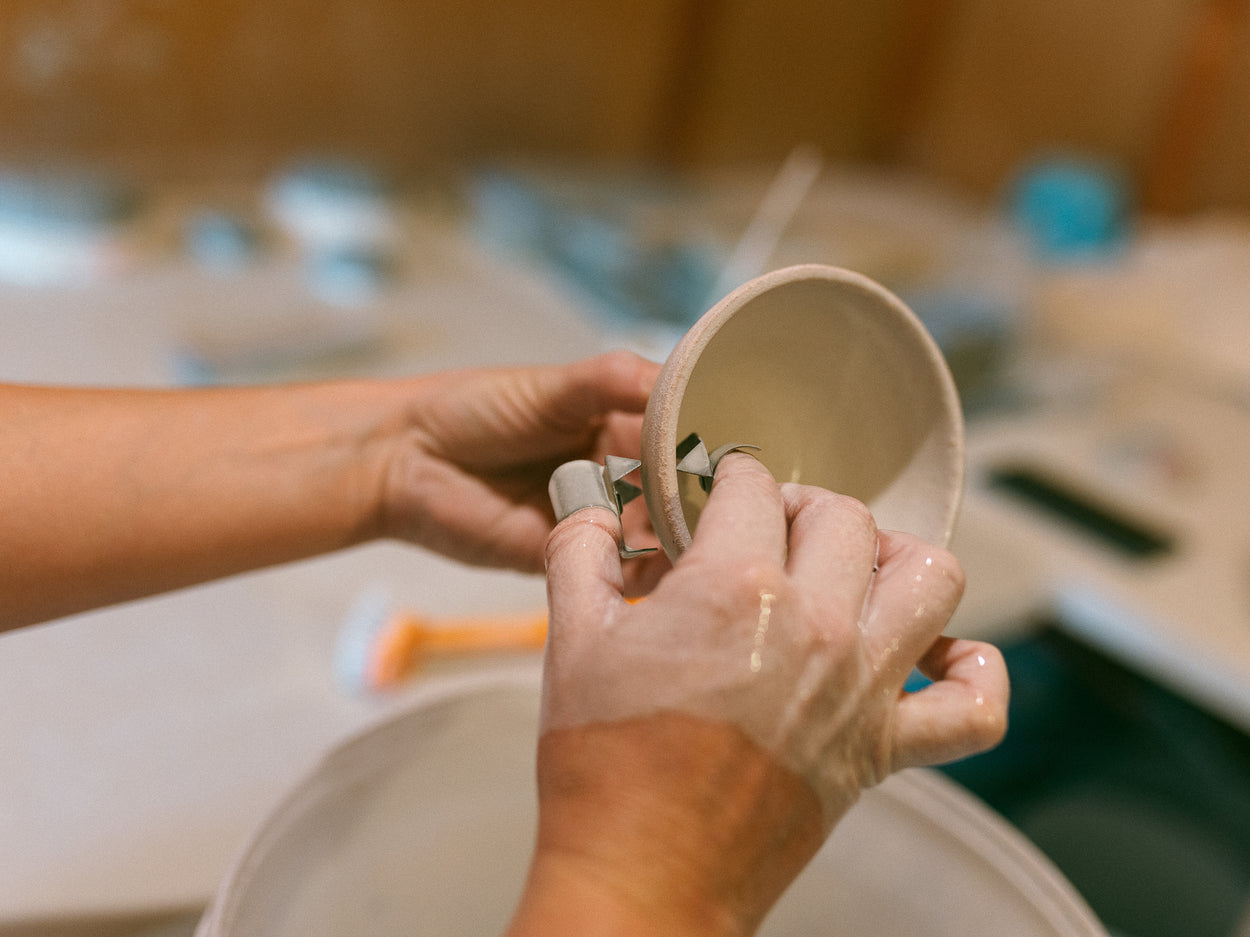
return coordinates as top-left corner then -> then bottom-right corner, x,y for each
707,441 -> 762,467
618,544 -> 657,560
675,434 -> 711,478
548,457 -> 656,559
614,477 -> 643,507
604,456 -> 655,557
676,433 -> 762,492
604,456 -> 644,508
605,455 -> 642,481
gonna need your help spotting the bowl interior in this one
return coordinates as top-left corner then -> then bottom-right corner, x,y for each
643,266 -> 963,558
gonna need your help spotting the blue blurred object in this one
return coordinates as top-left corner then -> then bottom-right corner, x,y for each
0,169 -> 138,229
905,285 -> 1017,409
267,159 -> 397,252
304,244 -> 392,307
185,210 -> 262,271
466,167 -> 719,328
0,168 -> 140,285
1008,157 -> 1131,262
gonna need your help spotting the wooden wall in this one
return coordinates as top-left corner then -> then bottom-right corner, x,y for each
0,0 -> 1247,213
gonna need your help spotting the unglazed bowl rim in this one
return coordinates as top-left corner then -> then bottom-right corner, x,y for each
639,263 -> 965,560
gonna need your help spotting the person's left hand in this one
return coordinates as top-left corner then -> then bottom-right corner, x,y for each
378,351 -> 668,594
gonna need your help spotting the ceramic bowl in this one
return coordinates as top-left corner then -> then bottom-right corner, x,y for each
194,667 -> 1107,937
641,263 -> 964,559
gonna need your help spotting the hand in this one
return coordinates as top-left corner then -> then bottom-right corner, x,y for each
0,352 -> 666,628
379,351 -> 669,594
509,453 -> 1008,937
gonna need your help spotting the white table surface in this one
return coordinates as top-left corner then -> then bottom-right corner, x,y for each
0,207 -> 611,929
6,180 -> 1249,934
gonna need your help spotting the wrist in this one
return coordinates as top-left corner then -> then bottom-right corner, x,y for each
200,378 -> 404,553
294,378 -> 416,548
507,847 -> 734,937
506,712 -> 824,937
269,375 -> 433,550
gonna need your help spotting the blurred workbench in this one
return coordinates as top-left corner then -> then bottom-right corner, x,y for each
2,162 -> 1250,936
0,173 -> 608,936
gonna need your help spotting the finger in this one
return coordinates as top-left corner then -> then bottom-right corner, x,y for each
780,484 -> 879,625
890,637 -> 1009,770
543,351 -> 659,426
544,505 -> 628,635
592,411 -> 646,462
687,451 -> 788,567
617,470 -> 669,597
620,550 -> 672,598
618,501 -> 671,597
859,530 -> 964,666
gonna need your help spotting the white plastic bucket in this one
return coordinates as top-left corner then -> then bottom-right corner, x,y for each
196,665 -> 1107,937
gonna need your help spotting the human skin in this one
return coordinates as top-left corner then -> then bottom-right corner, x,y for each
0,349 -> 1008,937
507,453 -> 1010,937
0,350 -> 666,630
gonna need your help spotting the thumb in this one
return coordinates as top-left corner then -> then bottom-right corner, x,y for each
544,351 -> 658,423
542,486 -> 629,732
544,459 -> 628,631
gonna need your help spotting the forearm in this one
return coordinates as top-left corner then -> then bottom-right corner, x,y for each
0,380 -> 408,629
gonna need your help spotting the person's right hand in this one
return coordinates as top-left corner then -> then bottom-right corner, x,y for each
507,452 -> 1009,937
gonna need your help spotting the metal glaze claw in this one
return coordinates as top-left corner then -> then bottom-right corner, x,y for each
547,458 -> 657,559
675,433 -> 762,492
547,435 -> 761,560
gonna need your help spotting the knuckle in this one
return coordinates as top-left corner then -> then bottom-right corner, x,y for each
833,492 -> 877,531
784,485 -> 878,535
544,508 -> 618,562
822,491 -> 879,543
733,559 -> 786,597
592,349 -> 654,391
710,558 -> 789,612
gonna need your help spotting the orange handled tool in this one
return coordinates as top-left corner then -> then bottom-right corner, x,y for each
367,612 -> 548,689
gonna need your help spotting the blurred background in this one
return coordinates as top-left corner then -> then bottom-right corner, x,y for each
3,3 -> 1250,937
0,0 -> 1247,209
